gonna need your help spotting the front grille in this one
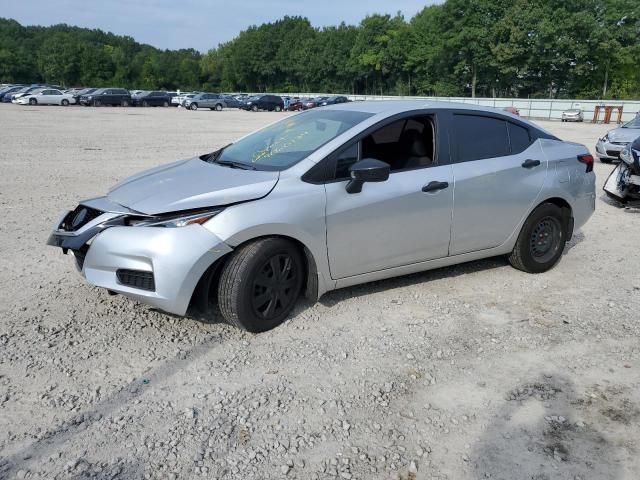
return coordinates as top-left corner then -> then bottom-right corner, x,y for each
606,150 -> 621,158
116,269 -> 156,291
61,206 -> 103,232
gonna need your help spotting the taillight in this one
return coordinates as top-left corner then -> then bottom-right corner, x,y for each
577,154 -> 594,173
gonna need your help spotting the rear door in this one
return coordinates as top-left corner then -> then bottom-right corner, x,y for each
449,113 -> 548,255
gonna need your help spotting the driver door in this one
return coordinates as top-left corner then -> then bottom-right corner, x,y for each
324,113 -> 453,279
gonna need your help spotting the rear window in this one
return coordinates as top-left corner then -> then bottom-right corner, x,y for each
508,122 -> 532,154
454,114 -> 510,162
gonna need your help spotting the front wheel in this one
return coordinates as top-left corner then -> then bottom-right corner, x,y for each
163,101 -> 169,107
121,100 -> 129,107
190,103 -> 198,111
218,238 -> 304,332
61,99 -> 69,106
508,203 -> 567,273
275,105 -> 282,112
251,105 -> 258,112
29,98 -> 37,105
215,103 -> 223,111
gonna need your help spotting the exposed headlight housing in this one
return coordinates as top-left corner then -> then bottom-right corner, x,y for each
600,134 -> 609,142
126,209 -> 224,228
620,145 -> 632,165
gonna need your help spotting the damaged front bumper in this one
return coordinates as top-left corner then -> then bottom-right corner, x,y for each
47,201 -> 233,315
603,163 -> 640,203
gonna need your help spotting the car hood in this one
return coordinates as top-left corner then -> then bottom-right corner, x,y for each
106,157 -> 279,215
607,127 -> 640,143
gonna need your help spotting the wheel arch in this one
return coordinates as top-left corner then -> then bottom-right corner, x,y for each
535,196 -> 573,239
189,234 -> 322,315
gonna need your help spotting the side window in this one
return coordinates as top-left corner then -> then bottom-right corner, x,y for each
508,122 -> 532,154
454,114 -> 510,162
361,116 -> 435,171
334,143 -> 359,179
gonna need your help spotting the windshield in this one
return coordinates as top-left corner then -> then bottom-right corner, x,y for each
215,109 -> 372,171
622,117 -> 640,129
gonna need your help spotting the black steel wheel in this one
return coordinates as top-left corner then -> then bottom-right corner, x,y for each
509,203 -> 568,273
218,238 -> 304,332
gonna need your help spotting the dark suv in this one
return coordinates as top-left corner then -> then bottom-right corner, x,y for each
133,91 -> 172,107
241,95 -> 284,112
80,88 -> 132,107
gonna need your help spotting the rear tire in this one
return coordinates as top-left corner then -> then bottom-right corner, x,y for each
163,101 -> 169,107
508,203 -> 567,273
275,105 -> 282,112
218,238 -> 304,332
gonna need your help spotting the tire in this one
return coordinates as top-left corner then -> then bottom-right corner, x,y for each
29,98 -> 37,105
94,100 -> 101,107
218,238 -> 304,332
251,105 -> 258,112
142,100 -> 149,107
121,100 -> 129,107
215,103 -> 223,111
275,105 -> 282,112
508,203 -> 567,273
163,101 -> 169,107
61,99 -> 69,106
190,103 -> 198,111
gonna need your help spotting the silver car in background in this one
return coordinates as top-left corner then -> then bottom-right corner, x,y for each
15,88 -> 76,106
561,108 -> 584,122
595,116 -> 640,163
184,93 -> 226,111
47,101 -> 596,332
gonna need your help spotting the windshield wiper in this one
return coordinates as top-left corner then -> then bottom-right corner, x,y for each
214,159 -> 257,170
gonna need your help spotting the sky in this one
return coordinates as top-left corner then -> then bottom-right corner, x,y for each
6,0 -> 439,52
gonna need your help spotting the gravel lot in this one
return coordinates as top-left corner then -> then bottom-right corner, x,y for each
1,105 -> 639,480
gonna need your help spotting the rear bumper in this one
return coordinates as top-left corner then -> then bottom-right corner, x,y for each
48,215 -> 232,316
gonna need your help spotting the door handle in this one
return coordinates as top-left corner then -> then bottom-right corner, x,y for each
522,159 -> 541,169
422,181 -> 449,193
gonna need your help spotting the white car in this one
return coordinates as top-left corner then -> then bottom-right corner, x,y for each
16,88 -> 76,106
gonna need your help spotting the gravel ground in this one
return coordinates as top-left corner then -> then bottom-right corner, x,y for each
0,105 -> 638,480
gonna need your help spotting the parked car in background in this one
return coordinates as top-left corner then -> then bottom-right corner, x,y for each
319,96 -> 349,106
133,91 -> 172,107
222,94 -> 245,108
16,88 -> 75,106
595,116 -> 640,163
6,86 -> 45,103
303,97 -> 329,110
0,85 -> 25,101
561,108 -> 584,122
184,93 -> 226,111
79,88 -> 132,107
241,94 -> 284,112
287,97 -> 309,111
71,88 -> 97,104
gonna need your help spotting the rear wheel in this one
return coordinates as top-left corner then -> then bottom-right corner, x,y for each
163,101 -> 169,107
218,238 -> 304,332
275,105 -> 282,112
121,99 -> 129,107
508,203 -> 567,273
61,99 -> 69,106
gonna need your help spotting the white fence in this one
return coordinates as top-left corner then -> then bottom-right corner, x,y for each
271,93 -> 640,123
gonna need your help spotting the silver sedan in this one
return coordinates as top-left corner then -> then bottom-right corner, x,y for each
595,116 -> 640,163
48,101 -> 596,332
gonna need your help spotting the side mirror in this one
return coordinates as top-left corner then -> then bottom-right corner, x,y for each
346,158 -> 390,194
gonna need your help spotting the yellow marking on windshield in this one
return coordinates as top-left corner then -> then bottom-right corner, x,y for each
252,130 -> 310,163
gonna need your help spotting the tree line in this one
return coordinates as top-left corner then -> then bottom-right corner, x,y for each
1,0 -> 638,99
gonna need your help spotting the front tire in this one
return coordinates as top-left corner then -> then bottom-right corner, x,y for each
251,105 -> 258,112
218,238 -> 304,332
190,103 -> 198,111
61,99 -> 69,106
275,105 -> 282,112
29,98 -> 37,105
508,203 -> 567,273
